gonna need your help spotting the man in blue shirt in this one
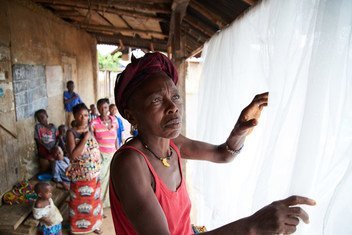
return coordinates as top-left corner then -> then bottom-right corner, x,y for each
109,103 -> 125,147
63,81 -> 82,127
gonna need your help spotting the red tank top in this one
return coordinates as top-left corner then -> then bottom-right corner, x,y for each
109,141 -> 193,235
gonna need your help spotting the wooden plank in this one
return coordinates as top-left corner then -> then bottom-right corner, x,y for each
121,16 -> 162,33
0,224 -> 37,235
0,203 -> 33,230
0,128 -> 10,196
99,12 -> 129,29
51,186 -> 68,205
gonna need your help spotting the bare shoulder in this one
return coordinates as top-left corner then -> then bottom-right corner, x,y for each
173,134 -> 189,149
66,129 -> 74,136
110,139 -> 151,196
34,199 -> 48,208
173,134 -> 194,157
111,139 -> 148,172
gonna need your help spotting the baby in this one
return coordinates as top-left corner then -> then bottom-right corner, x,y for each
52,146 -> 70,191
57,125 -> 67,155
33,182 -> 63,235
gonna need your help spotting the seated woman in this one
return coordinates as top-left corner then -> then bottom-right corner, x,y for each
34,109 -> 57,172
110,52 -> 316,235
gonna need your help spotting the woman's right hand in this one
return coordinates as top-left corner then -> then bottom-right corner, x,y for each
246,195 -> 316,234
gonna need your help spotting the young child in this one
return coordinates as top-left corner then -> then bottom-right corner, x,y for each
89,104 -> 99,123
34,109 -> 57,172
57,125 -> 67,155
52,146 -> 70,191
33,182 -> 63,235
70,120 -> 77,128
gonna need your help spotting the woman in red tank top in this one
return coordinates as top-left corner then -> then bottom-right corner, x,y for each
110,52 -> 315,235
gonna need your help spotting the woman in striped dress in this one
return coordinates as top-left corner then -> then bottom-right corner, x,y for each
90,98 -> 118,209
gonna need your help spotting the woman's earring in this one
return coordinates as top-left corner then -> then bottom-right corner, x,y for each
130,124 -> 138,136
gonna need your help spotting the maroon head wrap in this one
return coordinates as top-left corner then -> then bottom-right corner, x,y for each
114,52 -> 178,118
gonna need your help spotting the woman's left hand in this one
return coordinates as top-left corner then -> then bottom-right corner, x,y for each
233,92 -> 268,137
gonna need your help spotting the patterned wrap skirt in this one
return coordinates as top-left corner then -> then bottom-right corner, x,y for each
69,177 -> 102,234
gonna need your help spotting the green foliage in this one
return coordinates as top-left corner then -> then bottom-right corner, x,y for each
98,51 -> 122,71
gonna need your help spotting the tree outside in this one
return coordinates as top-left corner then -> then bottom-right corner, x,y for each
98,51 -> 122,71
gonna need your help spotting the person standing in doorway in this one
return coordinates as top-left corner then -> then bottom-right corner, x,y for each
63,81 -> 82,127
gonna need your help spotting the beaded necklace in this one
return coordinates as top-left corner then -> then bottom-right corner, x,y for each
139,138 -> 173,167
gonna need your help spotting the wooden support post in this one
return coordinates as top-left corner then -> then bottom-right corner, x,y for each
174,12 -> 181,51
167,46 -> 172,59
166,0 -> 189,136
119,39 -> 125,50
167,0 -> 190,50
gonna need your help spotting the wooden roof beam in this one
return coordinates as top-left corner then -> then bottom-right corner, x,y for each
183,22 -> 209,41
106,2 -> 171,14
183,28 -> 206,45
189,1 -> 227,28
185,38 -> 202,53
93,34 -> 168,52
54,10 -> 82,18
78,23 -> 166,38
61,0 -> 171,14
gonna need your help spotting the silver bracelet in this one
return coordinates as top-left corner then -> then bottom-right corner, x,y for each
225,142 -> 244,155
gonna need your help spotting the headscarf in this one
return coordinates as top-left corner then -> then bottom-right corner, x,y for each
114,52 -> 178,118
